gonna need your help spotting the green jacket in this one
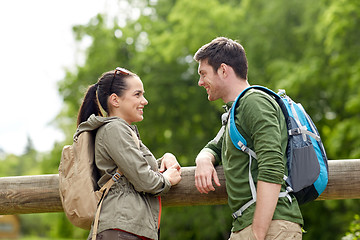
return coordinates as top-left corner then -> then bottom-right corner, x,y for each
78,115 -> 171,240
202,89 -> 303,232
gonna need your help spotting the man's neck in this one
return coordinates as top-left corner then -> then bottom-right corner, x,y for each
223,79 -> 250,103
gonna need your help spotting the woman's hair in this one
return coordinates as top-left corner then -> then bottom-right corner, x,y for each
194,37 -> 248,80
77,68 -> 136,126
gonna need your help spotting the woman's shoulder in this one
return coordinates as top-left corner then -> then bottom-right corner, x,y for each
98,117 -> 132,137
105,117 -> 129,128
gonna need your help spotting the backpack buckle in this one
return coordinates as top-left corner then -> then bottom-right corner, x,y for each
221,111 -> 230,125
232,212 -> 239,219
112,172 -> 121,182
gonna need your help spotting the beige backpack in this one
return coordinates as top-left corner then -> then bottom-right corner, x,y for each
58,128 -> 139,238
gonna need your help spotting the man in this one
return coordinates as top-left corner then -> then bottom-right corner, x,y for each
193,37 -> 303,240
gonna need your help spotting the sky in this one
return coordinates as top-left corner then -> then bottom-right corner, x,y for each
0,0 -> 120,155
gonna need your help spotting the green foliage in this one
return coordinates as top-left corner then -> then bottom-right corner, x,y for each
301,200 -> 360,240
18,213 -> 87,240
40,142 -> 66,174
2,0 -> 360,238
161,205 -> 232,239
343,214 -> 360,240
55,0 -> 360,238
0,137 -> 41,177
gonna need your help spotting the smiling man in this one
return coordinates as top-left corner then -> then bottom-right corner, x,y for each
193,37 -> 303,240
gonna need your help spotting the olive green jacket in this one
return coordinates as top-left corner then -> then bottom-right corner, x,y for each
78,115 -> 171,240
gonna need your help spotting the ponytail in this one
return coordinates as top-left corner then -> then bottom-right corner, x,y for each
77,84 -> 103,126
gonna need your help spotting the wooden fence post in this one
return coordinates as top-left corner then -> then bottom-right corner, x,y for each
0,159 -> 359,215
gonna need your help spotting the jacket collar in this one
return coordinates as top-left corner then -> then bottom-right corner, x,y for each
74,114 -> 138,140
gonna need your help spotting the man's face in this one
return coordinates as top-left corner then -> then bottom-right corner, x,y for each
197,60 -> 223,101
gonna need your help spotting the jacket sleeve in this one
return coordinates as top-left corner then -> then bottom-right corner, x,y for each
99,121 -> 171,195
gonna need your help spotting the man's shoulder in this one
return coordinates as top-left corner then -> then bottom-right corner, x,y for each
243,88 -> 275,101
237,88 -> 277,110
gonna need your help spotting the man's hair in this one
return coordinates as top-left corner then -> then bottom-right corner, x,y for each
194,37 -> 248,80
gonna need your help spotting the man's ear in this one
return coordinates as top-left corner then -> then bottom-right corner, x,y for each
218,63 -> 229,78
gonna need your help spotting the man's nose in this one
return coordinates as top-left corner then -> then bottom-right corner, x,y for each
198,78 -> 204,87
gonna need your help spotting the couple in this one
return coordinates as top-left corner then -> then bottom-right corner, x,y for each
78,37 -> 303,240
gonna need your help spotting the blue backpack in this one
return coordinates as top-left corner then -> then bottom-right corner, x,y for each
229,86 -> 329,219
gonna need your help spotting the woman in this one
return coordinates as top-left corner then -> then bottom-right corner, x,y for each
76,67 -> 182,240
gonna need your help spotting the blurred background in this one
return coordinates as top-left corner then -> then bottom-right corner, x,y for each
1,0 -> 360,239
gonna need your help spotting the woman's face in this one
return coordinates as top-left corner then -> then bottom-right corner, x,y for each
116,76 -> 148,124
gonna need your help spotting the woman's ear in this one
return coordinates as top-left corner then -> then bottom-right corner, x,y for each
108,93 -> 120,108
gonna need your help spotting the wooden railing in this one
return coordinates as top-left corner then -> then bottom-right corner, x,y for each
0,159 -> 359,215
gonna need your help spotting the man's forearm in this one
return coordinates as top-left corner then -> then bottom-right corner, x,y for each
196,150 -> 216,165
252,180 -> 281,240
195,151 -> 220,193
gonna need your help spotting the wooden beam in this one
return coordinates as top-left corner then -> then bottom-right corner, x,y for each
0,174 -> 62,214
0,159 -> 359,215
316,159 -> 360,200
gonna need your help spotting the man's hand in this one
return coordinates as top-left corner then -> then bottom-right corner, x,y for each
195,152 -> 221,194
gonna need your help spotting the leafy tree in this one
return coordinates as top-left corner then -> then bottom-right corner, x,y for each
0,136 -> 40,177
343,214 -> 360,240
11,0 -> 357,238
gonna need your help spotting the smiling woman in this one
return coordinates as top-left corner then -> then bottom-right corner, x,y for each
77,67 -> 149,125
109,68 -> 148,124
75,67 -> 182,240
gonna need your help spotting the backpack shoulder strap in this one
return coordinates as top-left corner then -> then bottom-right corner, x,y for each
228,86 -> 293,220
228,86 -> 274,158
229,85 -> 289,153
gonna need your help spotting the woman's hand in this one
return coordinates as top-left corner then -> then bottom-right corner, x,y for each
160,153 -> 181,186
162,165 -> 182,186
159,153 -> 181,173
